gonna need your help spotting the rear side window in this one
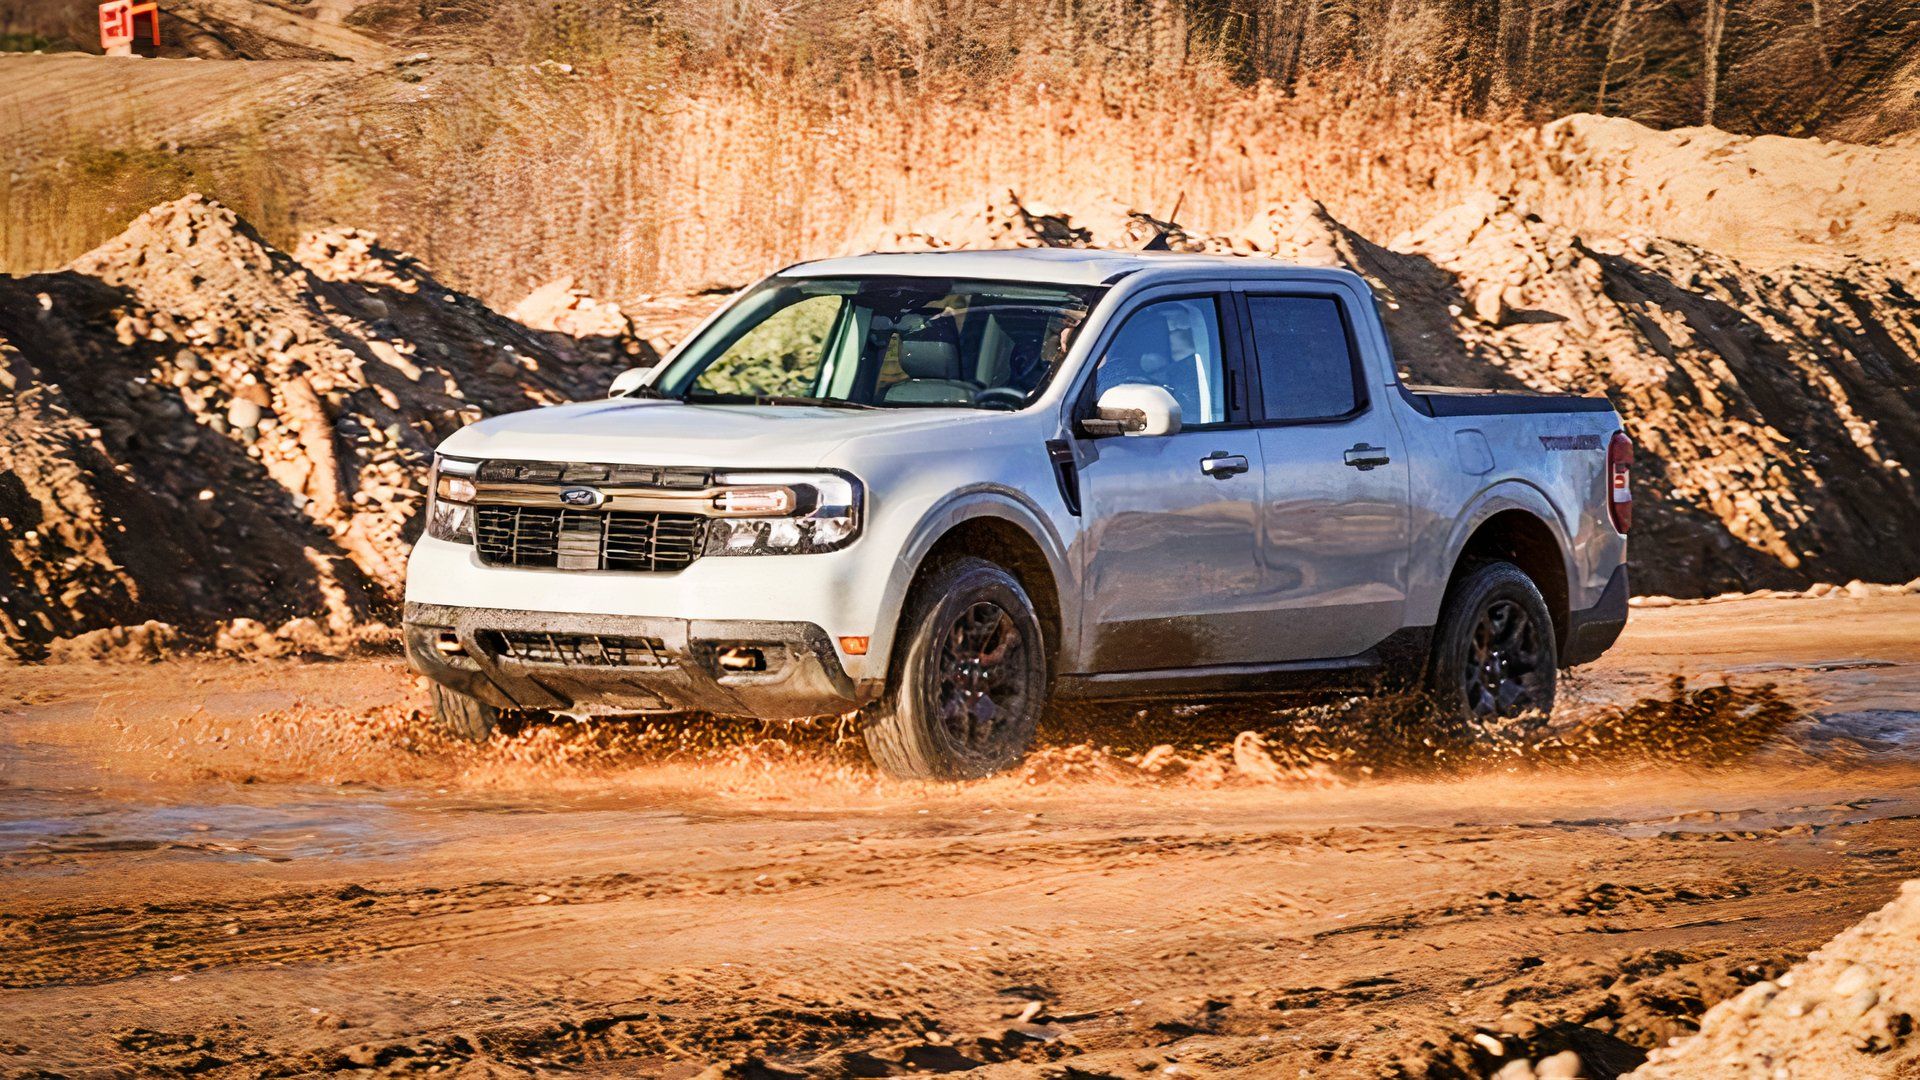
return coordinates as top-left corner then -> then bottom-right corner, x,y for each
1246,295 -> 1361,422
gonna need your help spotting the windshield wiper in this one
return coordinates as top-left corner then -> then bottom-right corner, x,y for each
685,390 -> 879,410
620,384 -> 676,400
754,394 -> 880,410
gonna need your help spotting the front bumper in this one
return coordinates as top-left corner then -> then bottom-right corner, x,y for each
403,602 -> 869,719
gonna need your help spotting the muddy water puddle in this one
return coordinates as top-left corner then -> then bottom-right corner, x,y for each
2,685 -> 1915,880
4,643 -> 1918,874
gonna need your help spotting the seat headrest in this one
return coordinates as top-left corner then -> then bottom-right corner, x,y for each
898,320 -> 961,379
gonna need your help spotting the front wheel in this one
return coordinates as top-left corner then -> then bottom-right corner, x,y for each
428,682 -> 501,741
863,557 -> 1049,780
1428,561 -> 1558,723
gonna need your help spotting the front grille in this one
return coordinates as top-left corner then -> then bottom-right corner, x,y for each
487,630 -> 672,667
474,507 -> 704,572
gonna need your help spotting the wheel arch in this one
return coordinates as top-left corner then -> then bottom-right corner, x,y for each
1440,486 -> 1576,654
867,489 -> 1072,691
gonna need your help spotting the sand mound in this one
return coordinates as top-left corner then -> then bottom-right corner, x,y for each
0,195 -> 644,659
506,276 -> 650,361
867,190 -> 1920,597
1625,879 -> 1920,1077
1521,114 -> 1920,278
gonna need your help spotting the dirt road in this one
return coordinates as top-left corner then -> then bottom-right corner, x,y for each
4,595 -> 1918,1078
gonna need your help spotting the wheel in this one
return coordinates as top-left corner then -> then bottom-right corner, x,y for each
1428,561 -> 1558,723
864,557 -> 1049,779
428,682 -> 500,741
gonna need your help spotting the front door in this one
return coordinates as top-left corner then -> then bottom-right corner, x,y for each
1077,295 -> 1271,671
1237,288 -> 1412,660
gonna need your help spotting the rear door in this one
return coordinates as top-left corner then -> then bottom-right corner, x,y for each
1235,285 -> 1413,660
1076,292 -> 1271,671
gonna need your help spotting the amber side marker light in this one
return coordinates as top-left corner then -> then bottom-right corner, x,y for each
838,636 -> 870,655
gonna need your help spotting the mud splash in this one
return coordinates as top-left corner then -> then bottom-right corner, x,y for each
106,677 -> 1808,798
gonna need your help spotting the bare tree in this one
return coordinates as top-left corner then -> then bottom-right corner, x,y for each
1701,0 -> 1729,125
1597,0 -> 1635,111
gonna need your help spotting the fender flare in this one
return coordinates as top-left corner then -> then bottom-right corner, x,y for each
863,485 -> 1076,687
1421,478 -> 1577,627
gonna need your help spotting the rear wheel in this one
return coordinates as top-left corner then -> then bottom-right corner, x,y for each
864,557 -> 1049,780
1428,561 -> 1558,723
428,682 -> 501,741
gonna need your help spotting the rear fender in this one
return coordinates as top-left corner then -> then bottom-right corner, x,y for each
1417,479 -> 1575,627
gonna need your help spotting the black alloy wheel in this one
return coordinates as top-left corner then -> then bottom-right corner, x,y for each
864,557 -> 1049,779
1462,597 -> 1550,718
930,600 -> 1034,754
1429,560 -> 1559,725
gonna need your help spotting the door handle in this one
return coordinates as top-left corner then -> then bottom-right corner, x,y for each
1200,452 -> 1250,478
1343,444 -> 1391,471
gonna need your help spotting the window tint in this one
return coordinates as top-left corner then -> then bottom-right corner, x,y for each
1094,297 -> 1227,426
1246,296 -> 1360,422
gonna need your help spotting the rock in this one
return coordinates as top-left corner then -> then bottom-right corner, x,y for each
275,617 -> 331,652
42,621 -> 181,662
1535,1051 -> 1583,1078
508,277 -> 645,352
1472,282 -> 1511,325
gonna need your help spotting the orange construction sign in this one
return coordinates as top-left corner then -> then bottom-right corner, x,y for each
99,0 -> 159,53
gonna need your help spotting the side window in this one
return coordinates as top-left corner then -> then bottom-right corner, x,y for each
1245,295 -> 1360,422
1093,297 -> 1228,427
694,295 -> 843,398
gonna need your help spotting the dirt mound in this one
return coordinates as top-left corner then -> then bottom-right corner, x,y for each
506,276 -> 651,361
1519,114 -> 1920,277
873,190 -> 1920,596
0,194 -> 640,659
1625,879 -> 1920,1077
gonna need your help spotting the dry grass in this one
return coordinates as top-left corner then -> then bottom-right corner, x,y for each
4,0 -> 1914,301
343,64 -> 1514,305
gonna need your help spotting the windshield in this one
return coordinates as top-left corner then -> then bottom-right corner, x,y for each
654,275 -> 1103,410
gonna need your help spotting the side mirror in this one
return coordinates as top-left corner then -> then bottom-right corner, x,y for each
1084,383 -> 1182,437
608,367 -> 654,398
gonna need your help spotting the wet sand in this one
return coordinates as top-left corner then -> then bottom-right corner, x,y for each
3,595 -> 1918,1077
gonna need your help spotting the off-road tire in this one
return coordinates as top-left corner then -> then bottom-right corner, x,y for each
1428,560 -> 1558,723
864,557 -> 1049,780
429,682 -> 500,741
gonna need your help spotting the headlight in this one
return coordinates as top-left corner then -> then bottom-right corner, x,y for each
426,456 -> 477,544
703,471 -> 861,556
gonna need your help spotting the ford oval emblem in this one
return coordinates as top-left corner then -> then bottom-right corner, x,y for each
559,486 -> 605,508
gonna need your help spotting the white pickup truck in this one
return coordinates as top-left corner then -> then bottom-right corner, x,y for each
404,250 -> 1631,778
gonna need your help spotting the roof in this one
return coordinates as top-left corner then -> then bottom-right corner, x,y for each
781,248 -> 1359,288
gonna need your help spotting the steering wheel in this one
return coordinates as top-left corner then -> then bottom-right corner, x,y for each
974,386 -> 1030,410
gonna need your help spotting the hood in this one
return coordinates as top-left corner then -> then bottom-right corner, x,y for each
437,399 -> 988,467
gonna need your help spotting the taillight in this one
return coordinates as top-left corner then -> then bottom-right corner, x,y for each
1607,431 -> 1634,534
